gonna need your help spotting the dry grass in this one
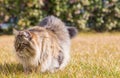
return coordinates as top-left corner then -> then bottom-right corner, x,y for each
0,33 -> 120,78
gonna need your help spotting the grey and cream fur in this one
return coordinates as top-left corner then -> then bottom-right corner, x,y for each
13,16 -> 77,73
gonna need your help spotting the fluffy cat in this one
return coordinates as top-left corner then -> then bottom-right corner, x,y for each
13,16 -> 77,73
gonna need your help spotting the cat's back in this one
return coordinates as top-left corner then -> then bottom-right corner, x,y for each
28,26 -> 58,41
28,26 -> 46,33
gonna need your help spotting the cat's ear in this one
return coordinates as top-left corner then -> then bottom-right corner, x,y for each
23,31 -> 31,37
23,31 -> 32,40
13,28 -> 19,36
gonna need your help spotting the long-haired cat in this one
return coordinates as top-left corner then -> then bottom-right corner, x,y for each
13,16 -> 77,73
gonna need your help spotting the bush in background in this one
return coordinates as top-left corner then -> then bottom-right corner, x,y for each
0,0 -> 120,32
0,0 -> 42,30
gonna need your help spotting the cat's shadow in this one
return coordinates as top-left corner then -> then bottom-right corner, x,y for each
0,63 -> 23,74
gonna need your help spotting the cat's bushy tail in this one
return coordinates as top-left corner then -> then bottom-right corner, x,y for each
67,27 -> 78,38
38,15 -> 77,39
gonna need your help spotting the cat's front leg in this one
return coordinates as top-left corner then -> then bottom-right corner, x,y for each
23,64 -> 32,74
23,67 -> 29,74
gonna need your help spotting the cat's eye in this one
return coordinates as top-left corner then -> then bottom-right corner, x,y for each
22,43 -> 27,46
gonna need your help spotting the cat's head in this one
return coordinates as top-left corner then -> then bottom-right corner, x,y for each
13,29 -> 32,42
13,29 -> 37,57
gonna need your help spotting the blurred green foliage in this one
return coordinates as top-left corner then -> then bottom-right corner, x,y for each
0,0 -> 42,30
0,0 -> 120,32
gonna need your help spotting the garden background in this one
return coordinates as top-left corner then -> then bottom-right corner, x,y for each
0,0 -> 120,33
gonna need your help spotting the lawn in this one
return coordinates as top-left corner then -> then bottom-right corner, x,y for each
0,33 -> 120,78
